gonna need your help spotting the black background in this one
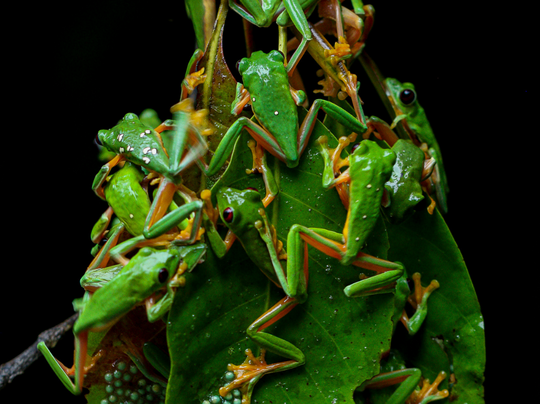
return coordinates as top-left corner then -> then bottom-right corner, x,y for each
2,1 -> 531,402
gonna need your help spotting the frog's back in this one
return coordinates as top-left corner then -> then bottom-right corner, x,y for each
240,51 -> 299,162
99,113 -> 170,174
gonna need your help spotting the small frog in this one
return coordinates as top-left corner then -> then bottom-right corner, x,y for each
200,49 -> 368,206
384,78 -> 449,213
93,99 -> 208,242
202,187 -> 311,402
38,244 -> 205,395
288,137 -> 406,297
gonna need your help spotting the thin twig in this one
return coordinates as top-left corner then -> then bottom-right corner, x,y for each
0,313 -> 78,390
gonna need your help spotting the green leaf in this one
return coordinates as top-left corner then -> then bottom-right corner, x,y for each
166,113 -> 397,403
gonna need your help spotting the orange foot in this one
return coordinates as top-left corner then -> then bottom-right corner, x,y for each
407,273 -> 440,310
406,371 -> 449,404
219,349 -> 295,403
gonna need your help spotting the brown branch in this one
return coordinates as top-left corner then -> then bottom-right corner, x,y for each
0,313 -> 78,390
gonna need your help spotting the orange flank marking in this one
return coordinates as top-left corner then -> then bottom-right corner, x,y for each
366,371 -> 412,389
350,251 -> 398,273
86,224 -> 124,274
147,180 -> 177,229
300,232 -> 345,260
245,126 -> 284,163
232,87 -> 251,115
256,296 -> 297,332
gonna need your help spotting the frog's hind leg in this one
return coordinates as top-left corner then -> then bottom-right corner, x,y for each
37,331 -> 102,395
218,296 -> 305,403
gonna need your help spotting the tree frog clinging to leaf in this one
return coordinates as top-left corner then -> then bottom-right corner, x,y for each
202,186 -> 315,403
200,49 -> 369,206
37,244 -> 205,395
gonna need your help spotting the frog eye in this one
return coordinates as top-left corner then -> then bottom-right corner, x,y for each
223,207 -> 234,223
237,58 -> 248,74
246,187 -> 258,192
351,143 -> 360,153
157,268 -> 169,284
399,88 -> 416,105
268,50 -> 284,63
95,133 -> 103,146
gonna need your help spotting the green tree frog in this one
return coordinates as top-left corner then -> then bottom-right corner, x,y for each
199,49 -> 369,206
92,100 -> 208,243
37,243 -> 205,395
202,187 -> 312,402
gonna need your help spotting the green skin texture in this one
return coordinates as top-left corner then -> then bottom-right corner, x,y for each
92,113 -> 205,243
383,139 -> 426,222
105,161 -> 151,237
201,50 -> 368,198
37,246 -> 182,395
385,78 -> 449,214
205,187 -> 310,398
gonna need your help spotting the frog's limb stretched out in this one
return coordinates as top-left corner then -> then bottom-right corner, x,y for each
203,187 -> 309,402
198,49 -> 368,206
38,246 -> 189,394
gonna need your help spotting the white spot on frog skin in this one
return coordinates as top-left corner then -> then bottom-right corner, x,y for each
119,147 -> 125,153
129,213 -> 134,219
145,129 -> 151,134
127,145 -> 134,152
140,132 -> 146,137
366,184 -> 372,189
252,97 -> 256,102
274,111 -> 279,115
362,215 -> 367,219
118,133 -> 124,141
143,147 -> 151,154
151,148 -> 157,155
143,157 -> 150,164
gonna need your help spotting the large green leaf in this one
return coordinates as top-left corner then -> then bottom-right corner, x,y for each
166,113 -> 397,403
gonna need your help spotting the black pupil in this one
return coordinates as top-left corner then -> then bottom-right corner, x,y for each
399,89 -> 416,105
351,143 -> 360,153
223,207 -> 234,223
158,268 -> 169,283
